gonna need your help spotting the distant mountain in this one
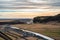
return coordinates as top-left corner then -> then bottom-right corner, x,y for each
0,18 -> 32,25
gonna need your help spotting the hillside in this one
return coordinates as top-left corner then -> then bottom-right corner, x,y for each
33,14 -> 60,23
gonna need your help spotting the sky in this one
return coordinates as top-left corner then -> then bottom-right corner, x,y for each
0,0 -> 60,18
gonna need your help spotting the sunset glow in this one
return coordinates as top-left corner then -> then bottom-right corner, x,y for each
0,0 -> 60,18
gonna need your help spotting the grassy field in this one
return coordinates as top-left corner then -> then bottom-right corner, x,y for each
0,23 -> 60,40
12,23 -> 60,40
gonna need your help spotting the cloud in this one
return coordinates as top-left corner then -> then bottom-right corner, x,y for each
28,0 -> 47,3
0,0 -> 14,1
50,2 -> 60,6
0,0 -> 60,12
